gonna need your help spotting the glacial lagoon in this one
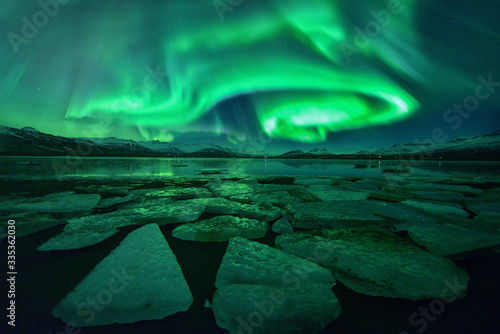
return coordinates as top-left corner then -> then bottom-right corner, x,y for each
1,157 -> 499,333
2,156 -> 500,179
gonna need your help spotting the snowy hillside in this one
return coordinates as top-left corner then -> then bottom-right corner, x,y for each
0,126 -> 259,157
361,130 -> 500,160
1,125 -> 499,159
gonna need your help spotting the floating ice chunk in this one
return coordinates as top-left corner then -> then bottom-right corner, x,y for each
38,199 -> 205,250
39,228 -> 119,251
184,198 -> 281,222
276,227 -> 469,300
206,181 -> 255,198
97,194 -> 138,210
117,199 -> 205,224
216,239 -> 324,288
401,200 -> 469,218
356,200 -> 437,225
184,197 -> 239,215
215,284 -> 339,334
294,177 -> 334,186
235,203 -> 282,222
132,187 -> 212,200
236,177 -> 258,184
407,222 -> 500,256
406,191 -> 465,203
485,187 -> 500,195
287,187 -> 322,202
0,212 -> 65,237
256,184 -> 307,193
52,224 -> 193,326
385,182 -> 482,196
229,191 -> 294,207
0,192 -> 101,216
342,182 -> 380,191
473,213 -> 500,232
204,299 -> 212,308
271,218 -> 294,234
368,190 -> 407,202
467,202 -> 500,216
213,237 -> 341,334
283,201 -> 384,229
37,214 -> 128,251
308,186 -> 369,201
173,216 -> 268,242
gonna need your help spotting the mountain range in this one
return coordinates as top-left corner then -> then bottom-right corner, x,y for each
0,125 -> 499,160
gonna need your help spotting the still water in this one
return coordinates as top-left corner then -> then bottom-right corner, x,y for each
1,156 -> 499,334
1,157 -> 499,179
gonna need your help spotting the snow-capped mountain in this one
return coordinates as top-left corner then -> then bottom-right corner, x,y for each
0,126 -> 166,157
358,130 -> 500,160
0,126 -> 258,157
277,148 -> 335,158
308,148 -> 336,157
277,150 -> 306,158
369,142 -> 435,156
1,125 -> 499,160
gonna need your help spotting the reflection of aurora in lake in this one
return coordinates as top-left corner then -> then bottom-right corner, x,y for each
1,0 -> 499,148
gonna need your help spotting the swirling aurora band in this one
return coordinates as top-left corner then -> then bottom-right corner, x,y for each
3,0 -> 425,143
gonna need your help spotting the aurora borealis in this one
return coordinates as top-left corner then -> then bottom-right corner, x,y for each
1,0 -> 499,153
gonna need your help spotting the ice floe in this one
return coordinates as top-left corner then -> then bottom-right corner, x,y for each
276,226 -> 469,300
272,218 -> 294,234
37,214 -> 128,251
52,224 -> 193,326
213,237 -> 341,334
401,200 -> 469,218
294,177 -> 334,186
131,187 -> 212,200
0,192 -> 101,216
283,201 -> 384,229
173,216 -> 268,242
184,197 -> 282,222
0,212 -> 65,237
406,222 -> 500,256
38,200 -> 205,250
97,194 -> 138,211
307,185 -> 369,201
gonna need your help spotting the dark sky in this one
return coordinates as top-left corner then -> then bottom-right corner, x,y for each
1,0 -> 499,154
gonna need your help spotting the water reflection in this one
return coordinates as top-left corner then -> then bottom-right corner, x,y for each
0,157 -> 499,179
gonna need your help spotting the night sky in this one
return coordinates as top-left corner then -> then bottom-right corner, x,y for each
1,0 -> 499,154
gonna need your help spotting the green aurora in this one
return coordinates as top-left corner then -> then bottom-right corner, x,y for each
1,0 -> 499,150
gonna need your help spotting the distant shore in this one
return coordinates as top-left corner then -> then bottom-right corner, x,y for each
1,155 -> 499,161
